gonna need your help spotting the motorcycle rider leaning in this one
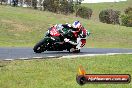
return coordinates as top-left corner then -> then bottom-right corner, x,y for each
59,21 -> 90,51
65,21 -> 86,51
47,21 -> 90,52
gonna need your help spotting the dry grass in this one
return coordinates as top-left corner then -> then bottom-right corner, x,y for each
1,19 -> 31,32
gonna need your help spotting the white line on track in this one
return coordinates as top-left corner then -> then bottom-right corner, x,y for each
19,58 -> 29,60
32,57 -> 43,59
1,53 -> 132,61
4,59 -> 14,61
47,56 -> 56,58
60,53 -> 132,58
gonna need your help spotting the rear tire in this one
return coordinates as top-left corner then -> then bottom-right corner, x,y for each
68,48 -> 80,53
33,39 -> 46,53
73,49 -> 80,53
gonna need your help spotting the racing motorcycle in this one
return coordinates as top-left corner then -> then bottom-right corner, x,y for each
33,25 -> 88,53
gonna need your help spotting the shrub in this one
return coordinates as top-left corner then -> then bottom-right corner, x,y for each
43,0 -> 57,12
99,9 -> 120,24
32,0 -> 37,9
124,7 -> 132,14
59,0 -> 74,14
121,7 -> 132,27
121,14 -> 132,27
42,0 -> 74,14
76,6 -> 92,19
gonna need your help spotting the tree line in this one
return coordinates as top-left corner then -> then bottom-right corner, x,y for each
0,0 -> 131,27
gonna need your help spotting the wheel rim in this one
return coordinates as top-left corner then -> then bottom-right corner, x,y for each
37,47 -> 41,51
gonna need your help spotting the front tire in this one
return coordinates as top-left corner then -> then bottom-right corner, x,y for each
33,39 -> 46,53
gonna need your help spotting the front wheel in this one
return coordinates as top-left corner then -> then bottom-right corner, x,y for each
33,39 -> 46,53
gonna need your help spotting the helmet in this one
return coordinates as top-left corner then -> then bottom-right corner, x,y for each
72,21 -> 82,30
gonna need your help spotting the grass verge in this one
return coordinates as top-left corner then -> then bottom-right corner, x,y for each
0,54 -> 132,88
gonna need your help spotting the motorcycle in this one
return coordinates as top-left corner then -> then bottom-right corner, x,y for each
33,25 -> 88,53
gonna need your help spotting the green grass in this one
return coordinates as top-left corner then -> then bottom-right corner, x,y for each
0,5 -> 132,48
0,55 -> 132,88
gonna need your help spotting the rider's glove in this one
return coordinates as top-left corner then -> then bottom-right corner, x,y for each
64,38 -> 70,42
66,23 -> 72,27
67,24 -> 72,27
87,31 -> 91,36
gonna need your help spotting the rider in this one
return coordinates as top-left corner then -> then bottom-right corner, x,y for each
47,21 -> 90,51
63,21 -> 90,51
63,21 -> 81,42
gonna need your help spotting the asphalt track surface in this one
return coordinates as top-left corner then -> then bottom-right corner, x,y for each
0,47 -> 132,60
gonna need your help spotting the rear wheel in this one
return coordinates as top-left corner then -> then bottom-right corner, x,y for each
68,48 -> 80,53
33,39 -> 46,53
73,49 -> 80,53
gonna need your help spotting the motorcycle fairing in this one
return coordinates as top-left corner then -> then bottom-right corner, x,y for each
81,39 -> 86,47
50,27 -> 60,37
